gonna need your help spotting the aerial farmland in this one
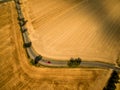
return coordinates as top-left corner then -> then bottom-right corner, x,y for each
0,0 -> 120,90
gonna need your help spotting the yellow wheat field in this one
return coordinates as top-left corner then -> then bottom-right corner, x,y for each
25,0 -> 120,63
0,0 -> 120,90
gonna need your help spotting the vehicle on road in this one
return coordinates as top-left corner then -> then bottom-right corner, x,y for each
47,61 -> 51,64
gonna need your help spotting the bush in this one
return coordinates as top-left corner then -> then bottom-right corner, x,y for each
30,60 -> 35,65
68,58 -> 81,67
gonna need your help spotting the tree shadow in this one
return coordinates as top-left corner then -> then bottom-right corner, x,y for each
82,0 -> 120,42
66,0 -> 120,43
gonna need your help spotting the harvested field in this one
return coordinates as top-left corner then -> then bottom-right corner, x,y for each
0,0 -> 120,90
25,0 -> 120,63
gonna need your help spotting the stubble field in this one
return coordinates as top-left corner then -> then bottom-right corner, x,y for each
0,0 -> 120,90
25,0 -> 120,63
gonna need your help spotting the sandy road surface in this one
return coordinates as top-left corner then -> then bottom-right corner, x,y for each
26,0 -> 120,63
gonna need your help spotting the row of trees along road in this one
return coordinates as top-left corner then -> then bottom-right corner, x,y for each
67,58 -> 81,67
103,71 -> 120,90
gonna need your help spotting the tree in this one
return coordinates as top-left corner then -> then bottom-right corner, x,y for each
30,60 -> 35,65
103,71 -> 119,90
68,58 -> 81,67
34,55 -> 42,64
23,42 -> 31,48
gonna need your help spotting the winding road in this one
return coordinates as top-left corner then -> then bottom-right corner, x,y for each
39,59 -> 120,71
13,0 -> 120,72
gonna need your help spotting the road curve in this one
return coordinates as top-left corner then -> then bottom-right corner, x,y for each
39,59 -> 120,71
14,0 -> 120,71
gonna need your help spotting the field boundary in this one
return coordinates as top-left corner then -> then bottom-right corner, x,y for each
13,0 -> 120,71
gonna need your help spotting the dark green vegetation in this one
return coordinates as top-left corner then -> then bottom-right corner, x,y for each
23,42 -> 32,48
68,58 -> 81,67
103,71 -> 119,90
34,55 -> 42,64
30,59 -> 35,65
30,55 -> 42,65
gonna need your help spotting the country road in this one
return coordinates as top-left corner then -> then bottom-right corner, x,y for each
13,0 -> 120,71
39,59 -> 120,71
0,0 -> 120,90
29,0 -> 120,64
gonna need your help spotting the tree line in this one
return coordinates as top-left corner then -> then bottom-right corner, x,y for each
103,71 -> 119,90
